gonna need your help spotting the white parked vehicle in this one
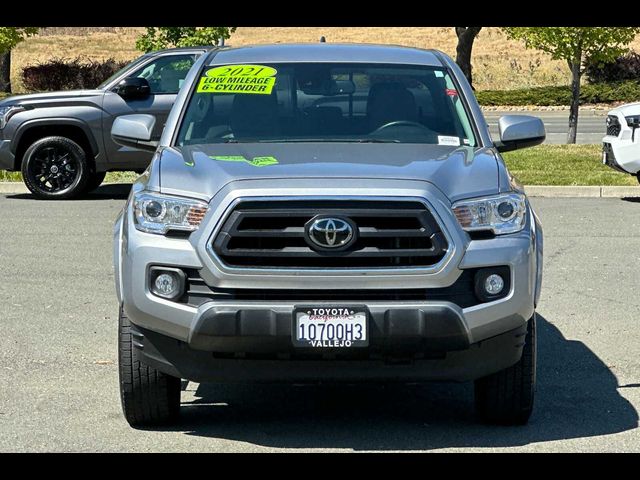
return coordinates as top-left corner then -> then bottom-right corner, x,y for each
602,102 -> 640,181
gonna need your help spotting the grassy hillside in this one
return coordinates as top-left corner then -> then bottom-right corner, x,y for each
10,27 -> 640,94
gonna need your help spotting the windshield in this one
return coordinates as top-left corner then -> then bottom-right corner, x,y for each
97,56 -> 149,89
176,62 -> 477,147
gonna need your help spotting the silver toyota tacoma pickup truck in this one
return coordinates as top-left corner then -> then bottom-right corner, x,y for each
112,43 -> 545,427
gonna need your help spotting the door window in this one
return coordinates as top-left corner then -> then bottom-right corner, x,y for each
130,54 -> 198,95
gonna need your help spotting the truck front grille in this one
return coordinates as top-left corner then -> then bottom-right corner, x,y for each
211,200 -> 449,269
607,115 -> 621,137
184,269 -> 479,308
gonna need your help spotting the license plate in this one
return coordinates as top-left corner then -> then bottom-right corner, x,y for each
293,306 -> 368,348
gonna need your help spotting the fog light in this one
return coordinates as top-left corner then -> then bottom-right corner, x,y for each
473,267 -> 511,303
484,274 -> 504,295
149,267 -> 186,300
155,273 -> 177,296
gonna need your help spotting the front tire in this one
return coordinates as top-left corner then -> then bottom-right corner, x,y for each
85,171 -> 106,193
118,307 -> 181,427
21,136 -> 91,200
474,313 -> 537,425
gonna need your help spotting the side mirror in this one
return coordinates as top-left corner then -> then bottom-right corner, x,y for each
495,115 -> 545,152
111,114 -> 158,152
114,77 -> 151,100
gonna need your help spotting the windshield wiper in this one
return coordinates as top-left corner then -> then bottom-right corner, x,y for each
257,138 -> 400,143
354,138 -> 400,143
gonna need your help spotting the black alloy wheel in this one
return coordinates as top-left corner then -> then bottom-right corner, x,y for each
21,136 -> 90,199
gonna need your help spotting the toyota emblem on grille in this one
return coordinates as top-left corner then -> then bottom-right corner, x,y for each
305,216 -> 357,251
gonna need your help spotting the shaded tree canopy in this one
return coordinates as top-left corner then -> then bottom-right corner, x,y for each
136,27 -> 237,52
503,27 -> 640,143
0,27 -> 39,93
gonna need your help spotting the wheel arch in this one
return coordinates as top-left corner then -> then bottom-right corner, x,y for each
530,204 -> 544,307
113,209 -> 125,304
12,119 -> 100,171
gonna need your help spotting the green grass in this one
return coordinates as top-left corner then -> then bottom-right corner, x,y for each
0,145 -> 636,187
502,144 -> 637,186
0,171 -> 21,181
0,171 -> 139,182
103,171 -> 139,182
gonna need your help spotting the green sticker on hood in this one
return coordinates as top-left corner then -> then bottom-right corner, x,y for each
249,156 -> 279,167
209,155 -> 279,167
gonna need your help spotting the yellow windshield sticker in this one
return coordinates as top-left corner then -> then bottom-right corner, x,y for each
197,65 -> 277,95
210,155 -> 279,167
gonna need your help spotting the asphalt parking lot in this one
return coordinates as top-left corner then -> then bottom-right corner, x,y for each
0,186 -> 638,452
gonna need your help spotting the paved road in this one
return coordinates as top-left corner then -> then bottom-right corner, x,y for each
485,110 -> 607,145
0,186 -> 638,452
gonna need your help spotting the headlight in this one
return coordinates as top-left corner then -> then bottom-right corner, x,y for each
0,105 -> 25,130
133,191 -> 208,234
452,193 -> 526,235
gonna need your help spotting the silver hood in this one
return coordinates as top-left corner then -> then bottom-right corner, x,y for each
157,143 -> 503,203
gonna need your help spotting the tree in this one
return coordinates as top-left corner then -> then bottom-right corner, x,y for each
0,27 -> 38,93
136,27 -> 237,53
503,27 -> 640,143
455,27 -> 482,88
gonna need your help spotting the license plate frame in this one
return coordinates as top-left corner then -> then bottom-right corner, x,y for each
292,305 -> 369,348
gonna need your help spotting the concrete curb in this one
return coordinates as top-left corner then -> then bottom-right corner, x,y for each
0,182 -> 129,195
524,185 -> 640,198
0,182 -> 29,194
0,182 -> 638,198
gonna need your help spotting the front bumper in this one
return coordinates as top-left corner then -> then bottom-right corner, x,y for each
121,270 -> 533,382
603,134 -> 640,175
0,140 -> 14,171
132,321 -> 527,383
115,181 -> 541,382
188,301 -> 471,352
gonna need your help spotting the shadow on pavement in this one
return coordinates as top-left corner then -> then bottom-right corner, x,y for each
153,314 -> 638,450
6,183 -> 133,201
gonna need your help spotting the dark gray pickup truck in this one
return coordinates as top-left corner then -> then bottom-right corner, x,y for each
0,47 -> 208,199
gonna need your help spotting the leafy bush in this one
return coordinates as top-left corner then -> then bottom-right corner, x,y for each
21,57 -> 131,92
585,52 -> 640,83
476,86 -> 572,106
476,81 -> 640,106
581,81 -> 640,103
